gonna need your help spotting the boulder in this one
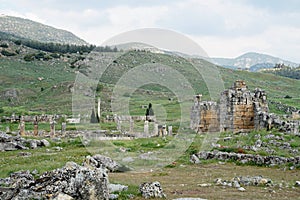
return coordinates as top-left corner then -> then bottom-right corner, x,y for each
139,181 -> 166,199
190,154 -> 200,164
108,183 -> 128,193
84,154 -> 120,172
41,139 -> 50,147
0,161 -> 109,200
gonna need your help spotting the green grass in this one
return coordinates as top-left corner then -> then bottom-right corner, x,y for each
0,137 -> 89,178
214,129 -> 300,158
1,50 -> 299,118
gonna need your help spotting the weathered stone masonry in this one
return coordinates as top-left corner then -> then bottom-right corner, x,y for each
191,80 -> 299,133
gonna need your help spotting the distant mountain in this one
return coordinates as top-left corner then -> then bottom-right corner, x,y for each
212,52 -> 299,71
0,15 -> 88,45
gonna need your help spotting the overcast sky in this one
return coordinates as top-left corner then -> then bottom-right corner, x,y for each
1,0 -> 300,62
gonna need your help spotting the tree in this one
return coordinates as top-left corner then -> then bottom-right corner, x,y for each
90,109 -> 99,123
145,103 -> 154,118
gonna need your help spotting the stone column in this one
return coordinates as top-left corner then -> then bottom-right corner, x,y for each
117,119 -> 121,132
50,119 -> 56,137
129,118 -> 134,133
154,123 -> 158,136
168,126 -> 173,136
144,120 -> 149,136
97,98 -> 101,121
19,116 -> 25,136
33,117 -> 38,136
61,122 -> 66,136
162,125 -> 167,136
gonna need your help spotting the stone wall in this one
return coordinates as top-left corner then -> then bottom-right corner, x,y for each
194,101 -> 220,133
192,151 -> 300,166
190,80 -> 298,133
220,80 -> 268,132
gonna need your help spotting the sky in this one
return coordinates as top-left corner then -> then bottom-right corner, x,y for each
1,0 -> 300,62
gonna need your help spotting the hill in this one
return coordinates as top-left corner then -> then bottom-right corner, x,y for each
212,52 -> 299,70
0,42 -> 299,117
0,15 -> 88,45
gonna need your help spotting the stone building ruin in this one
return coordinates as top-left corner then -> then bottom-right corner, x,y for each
191,80 -> 299,134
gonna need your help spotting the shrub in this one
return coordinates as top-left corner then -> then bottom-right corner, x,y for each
24,54 -> 35,61
0,43 -> 9,48
1,49 -> 16,56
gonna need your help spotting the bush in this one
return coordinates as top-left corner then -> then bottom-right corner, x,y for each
24,54 -> 35,61
34,52 -> 46,60
284,95 -> 292,99
1,49 -> 16,56
50,53 -> 61,58
14,40 -> 21,45
0,43 -> 9,48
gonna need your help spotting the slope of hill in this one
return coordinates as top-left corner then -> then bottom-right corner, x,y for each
0,15 -> 88,45
0,42 -> 299,117
212,52 -> 299,70
263,65 -> 300,80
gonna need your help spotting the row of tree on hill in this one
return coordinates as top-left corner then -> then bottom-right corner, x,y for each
0,31 -> 118,54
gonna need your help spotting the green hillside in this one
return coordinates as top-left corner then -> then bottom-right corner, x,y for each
0,43 -> 299,117
0,15 -> 88,45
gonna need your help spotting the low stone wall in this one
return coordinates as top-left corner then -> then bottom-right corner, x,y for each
193,151 -> 300,166
0,132 -> 50,151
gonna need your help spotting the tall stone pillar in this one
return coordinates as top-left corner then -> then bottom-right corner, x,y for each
154,123 -> 158,136
162,125 -> 167,136
33,116 -> 38,136
168,126 -> 173,136
144,120 -> 149,136
129,118 -> 134,133
61,122 -> 66,136
117,118 -> 121,131
50,118 -> 56,137
97,98 -> 101,121
19,116 -> 25,136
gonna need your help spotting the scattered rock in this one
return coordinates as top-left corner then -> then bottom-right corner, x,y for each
108,183 -> 128,193
18,152 -> 32,157
198,183 -> 212,187
122,157 -> 134,163
53,146 -> 63,151
0,158 -> 110,200
195,150 -> 300,166
28,139 -> 37,149
53,193 -> 74,200
223,137 -> 232,141
190,154 -> 200,164
139,181 -> 166,199
109,194 -> 119,200
238,187 -> 246,192
214,176 -> 272,188
0,132 -> 50,151
41,139 -> 50,147
84,154 -> 120,172
255,139 -> 262,148
233,180 -> 240,188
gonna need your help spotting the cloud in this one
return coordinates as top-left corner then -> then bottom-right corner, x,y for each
0,0 -> 299,62
193,25 -> 300,63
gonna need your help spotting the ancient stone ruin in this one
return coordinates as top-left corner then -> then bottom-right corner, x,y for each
191,80 -> 299,133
